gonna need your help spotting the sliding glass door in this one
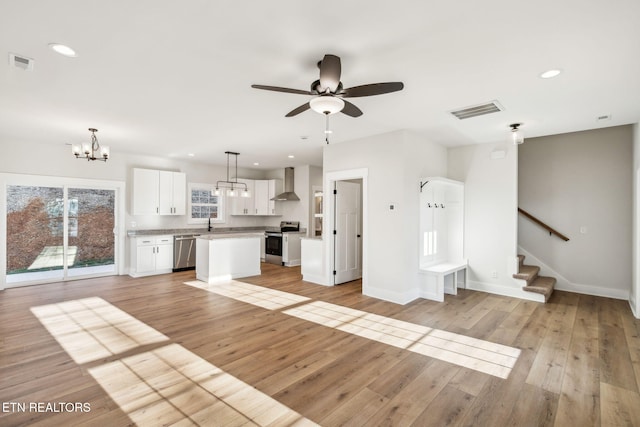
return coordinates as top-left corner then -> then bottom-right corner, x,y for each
3,176 -> 123,288
6,186 -> 66,283
67,188 -> 116,277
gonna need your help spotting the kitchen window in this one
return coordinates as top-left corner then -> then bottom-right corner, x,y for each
188,183 -> 225,224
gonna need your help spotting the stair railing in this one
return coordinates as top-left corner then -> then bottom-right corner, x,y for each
518,208 -> 570,241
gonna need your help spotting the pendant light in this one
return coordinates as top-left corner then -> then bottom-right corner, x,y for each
510,123 -> 524,145
71,128 -> 109,161
212,151 -> 250,198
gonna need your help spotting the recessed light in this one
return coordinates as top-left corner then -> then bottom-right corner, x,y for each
539,69 -> 561,79
48,43 -> 77,58
253,162 -> 259,166
188,153 -> 195,157
288,155 -> 295,159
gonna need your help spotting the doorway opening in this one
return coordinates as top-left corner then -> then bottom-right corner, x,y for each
325,169 -> 368,290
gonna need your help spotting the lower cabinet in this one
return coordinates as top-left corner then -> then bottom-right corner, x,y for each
130,235 -> 174,277
282,232 -> 302,266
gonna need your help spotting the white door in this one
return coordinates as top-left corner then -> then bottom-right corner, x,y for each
334,181 -> 361,284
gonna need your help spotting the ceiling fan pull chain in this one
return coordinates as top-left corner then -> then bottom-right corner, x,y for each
325,113 -> 331,144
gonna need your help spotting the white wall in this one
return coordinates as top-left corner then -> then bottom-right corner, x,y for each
518,126 -> 633,299
448,141 -> 525,298
263,165 -> 318,232
0,138 -> 266,230
323,130 -> 447,303
632,123 -> 640,316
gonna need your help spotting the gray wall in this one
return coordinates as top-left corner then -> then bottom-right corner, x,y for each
518,125 -> 633,296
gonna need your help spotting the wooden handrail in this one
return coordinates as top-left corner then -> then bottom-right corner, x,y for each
518,208 -> 570,241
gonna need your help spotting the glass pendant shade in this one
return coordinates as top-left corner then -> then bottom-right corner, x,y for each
310,96 -> 345,115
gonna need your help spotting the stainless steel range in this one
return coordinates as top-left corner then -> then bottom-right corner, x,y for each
265,221 -> 299,265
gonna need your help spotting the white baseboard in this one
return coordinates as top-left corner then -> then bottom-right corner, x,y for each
518,246 -> 630,300
302,274 -> 331,286
630,299 -> 639,319
467,280 -> 545,303
364,286 -> 419,305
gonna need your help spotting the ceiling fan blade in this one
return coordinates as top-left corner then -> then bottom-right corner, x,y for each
319,54 -> 341,93
285,102 -> 311,117
341,100 -> 363,117
251,84 -> 312,95
341,82 -> 404,98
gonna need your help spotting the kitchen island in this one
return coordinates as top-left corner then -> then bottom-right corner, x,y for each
196,233 -> 262,283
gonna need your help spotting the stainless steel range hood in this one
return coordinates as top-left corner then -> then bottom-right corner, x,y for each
271,167 -> 300,201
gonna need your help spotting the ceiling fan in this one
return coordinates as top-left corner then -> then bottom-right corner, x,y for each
251,54 -> 404,118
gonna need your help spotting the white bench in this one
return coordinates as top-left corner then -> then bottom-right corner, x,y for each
418,260 -> 467,302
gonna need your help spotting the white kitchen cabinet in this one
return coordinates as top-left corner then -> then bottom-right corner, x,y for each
254,180 -> 269,215
230,179 -> 281,216
282,232 -> 303,266
230,179 -> 255,215
267,179 -> 282,216
132,169 -> 160,215
130,235 -> 174,277
159,171 -> 186,215
132,168 -> 186,216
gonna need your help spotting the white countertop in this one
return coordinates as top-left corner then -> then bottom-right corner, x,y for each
197,232 -> 264,240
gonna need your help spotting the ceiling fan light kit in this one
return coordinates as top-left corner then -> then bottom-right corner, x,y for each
309,96 -> 344,115
251,54 -> 404,139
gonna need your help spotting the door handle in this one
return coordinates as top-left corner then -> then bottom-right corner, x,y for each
357,235 -> 361,238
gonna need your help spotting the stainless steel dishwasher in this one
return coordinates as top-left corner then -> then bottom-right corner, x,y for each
173,234 -> 200,271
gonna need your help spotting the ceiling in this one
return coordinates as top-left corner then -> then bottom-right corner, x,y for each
1,1 -> 639,170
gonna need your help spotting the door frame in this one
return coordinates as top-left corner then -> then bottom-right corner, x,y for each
0,173 -> 126,290
325,168 -> 368,291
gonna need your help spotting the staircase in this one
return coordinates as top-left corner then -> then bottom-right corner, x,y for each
513,255 -> 556,302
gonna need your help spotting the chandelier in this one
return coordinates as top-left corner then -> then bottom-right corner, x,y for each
71,128 -> 109,161
213,151 -> 250,198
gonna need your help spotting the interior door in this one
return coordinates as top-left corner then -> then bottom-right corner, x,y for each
334,180 -> 362,284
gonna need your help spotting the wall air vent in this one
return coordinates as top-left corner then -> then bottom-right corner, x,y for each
9,53 -> 34,71
450,100 -> 503,120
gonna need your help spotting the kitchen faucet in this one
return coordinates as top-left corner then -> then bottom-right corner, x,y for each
208,217 -> 212,232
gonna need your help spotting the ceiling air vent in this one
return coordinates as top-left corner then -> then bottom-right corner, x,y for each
9,53 -> 34,71
450,100 -> 503,120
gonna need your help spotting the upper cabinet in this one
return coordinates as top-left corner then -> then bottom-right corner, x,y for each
132,168 -> 186,216
230,179 -> 282,216
159,170 -> 186,215
230,179 -> 255,215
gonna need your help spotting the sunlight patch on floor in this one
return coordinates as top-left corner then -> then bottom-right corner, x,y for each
28,245 -> 77,270
30,297 -> 169,364
184,280 -> 311,310
88,343 -> 318,426
283,301 -> 520,379
33,298 -> 317,426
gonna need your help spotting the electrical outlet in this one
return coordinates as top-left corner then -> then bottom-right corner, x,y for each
491,270 -> 498,278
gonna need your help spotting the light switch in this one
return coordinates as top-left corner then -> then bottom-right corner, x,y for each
580,226 -> 587,234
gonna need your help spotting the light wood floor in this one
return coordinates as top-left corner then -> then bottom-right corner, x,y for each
1,264 -> 640,426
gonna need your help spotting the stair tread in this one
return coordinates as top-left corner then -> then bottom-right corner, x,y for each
517,255 -> 525,266
513,264 -> 540,281
523,276 -> 556,302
